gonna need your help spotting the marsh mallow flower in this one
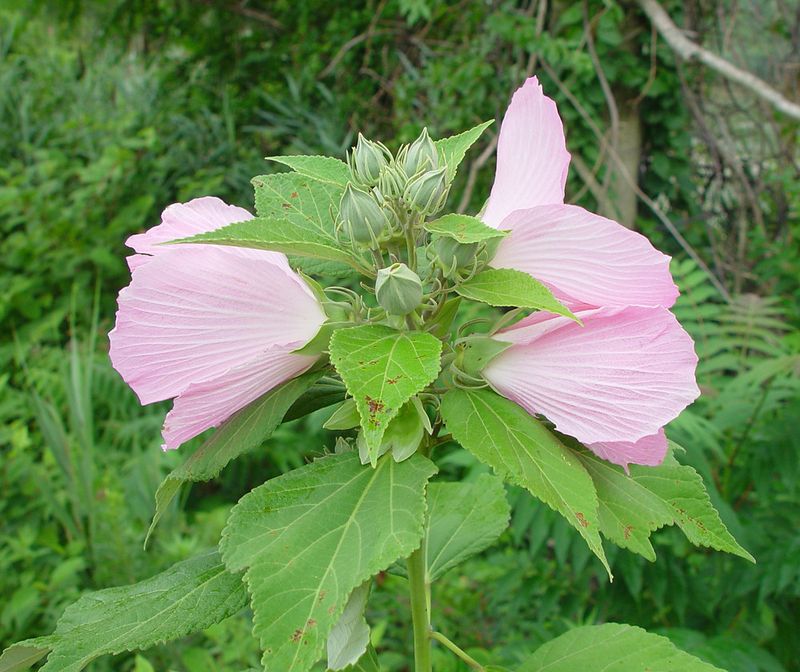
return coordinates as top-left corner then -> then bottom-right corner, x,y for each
109,197 -> 326,450
483,77 -> 679,310
483,307 -> 700,469
479,78 -> 698,468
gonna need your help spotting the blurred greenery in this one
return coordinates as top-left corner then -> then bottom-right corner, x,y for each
1,1 -> 798,671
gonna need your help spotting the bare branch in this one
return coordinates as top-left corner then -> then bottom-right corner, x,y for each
637,0 -> 800,121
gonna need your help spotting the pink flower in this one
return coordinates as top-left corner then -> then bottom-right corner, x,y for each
480,78 -> 699,468
109,197 -> 327,450
483,308 -> 700,469
484,77 -> 679,310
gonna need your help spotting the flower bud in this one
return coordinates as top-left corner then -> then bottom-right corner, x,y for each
403,128 -> 439,177
376,162 -> 408,200
340,183 -> 389,244
433,236 -> 479,275
375,263 -> 423,316
403,166 -> 448,215
350,133 -> 389,185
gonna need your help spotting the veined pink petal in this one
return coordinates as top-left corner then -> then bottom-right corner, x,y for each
483,77 -> 571,227
484,307 -> 699,445
588,429 -> 668,472
491,204 -> 678,309
161,344 -> 316,450
126,196 -> 292,273
109,246 -> 326,405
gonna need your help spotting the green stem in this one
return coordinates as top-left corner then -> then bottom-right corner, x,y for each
430,631 -> 485,671
407,546 -> 431,672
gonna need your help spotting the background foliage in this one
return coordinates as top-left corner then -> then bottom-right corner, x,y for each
1,0 -> 798,670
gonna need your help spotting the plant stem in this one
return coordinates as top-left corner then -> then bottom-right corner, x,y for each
407,546 -> 431,672
430,631 -> 485,671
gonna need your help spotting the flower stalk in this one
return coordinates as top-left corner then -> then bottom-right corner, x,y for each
407,544 -> 432,672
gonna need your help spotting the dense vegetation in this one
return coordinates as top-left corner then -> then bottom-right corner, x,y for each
1,1 -> 798,670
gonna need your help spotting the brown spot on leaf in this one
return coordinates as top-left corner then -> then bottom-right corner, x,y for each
623,524 -> 633,539
307,619 -> 317,628
387,375 -> 403,385
318,590 -> 327,603
290,628 -> 303,643
365,395 -> 385,420
281,202 -> 291,209
290,191 -> 299,198
327,604 -> 337,615
575,512 -> 589,528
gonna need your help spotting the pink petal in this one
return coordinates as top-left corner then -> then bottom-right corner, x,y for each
161,344 -> 316,450
109,246 -> 326,405
483,307 -> 699,445
491,204 -> 678,309
588,429 -> 669,472
126,196 -> 291,272
483,77 -> 571,227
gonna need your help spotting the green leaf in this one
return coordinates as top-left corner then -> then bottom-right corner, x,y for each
435,120 -> 494,182
253,172 -> 340,237
324,399 -> 361,430
285,376 -> 347,422
266,155 -> 350,186
0,640 -> 51,672
146,371 -> 321,543
440,389 -> 610,578
220,452 -> 437,672
424,214 -> 507,243
342,646 -> 381,672
174,171 -> 368,271
424,474 -> 511,581
517,623 -> 725,671
580,448 -> 754,562
456,268 -> 578,321
329,326 -> 442,464
21,551 -> 246,672
174,216 -> 364,270
327,582 -> 370,670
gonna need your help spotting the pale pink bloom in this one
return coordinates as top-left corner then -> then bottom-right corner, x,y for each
483,307 -> 700,469
109,197 -> 326,450
484,77 -> 678,310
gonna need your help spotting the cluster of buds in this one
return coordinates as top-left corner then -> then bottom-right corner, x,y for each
339,129 -> 450,248
338,128 -> 468,318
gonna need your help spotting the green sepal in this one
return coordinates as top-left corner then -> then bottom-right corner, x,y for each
292,321 -> 349,356
455,336 -> 512,378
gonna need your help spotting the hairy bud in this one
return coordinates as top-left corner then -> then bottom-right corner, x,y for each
433,237 -> 479,275
340,183 -> 389,244
350,133 -> 389,185
404,166 -> 448,215
402,128 -> 439,177
376,162 -> 408,200
375,263 -> 423,316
